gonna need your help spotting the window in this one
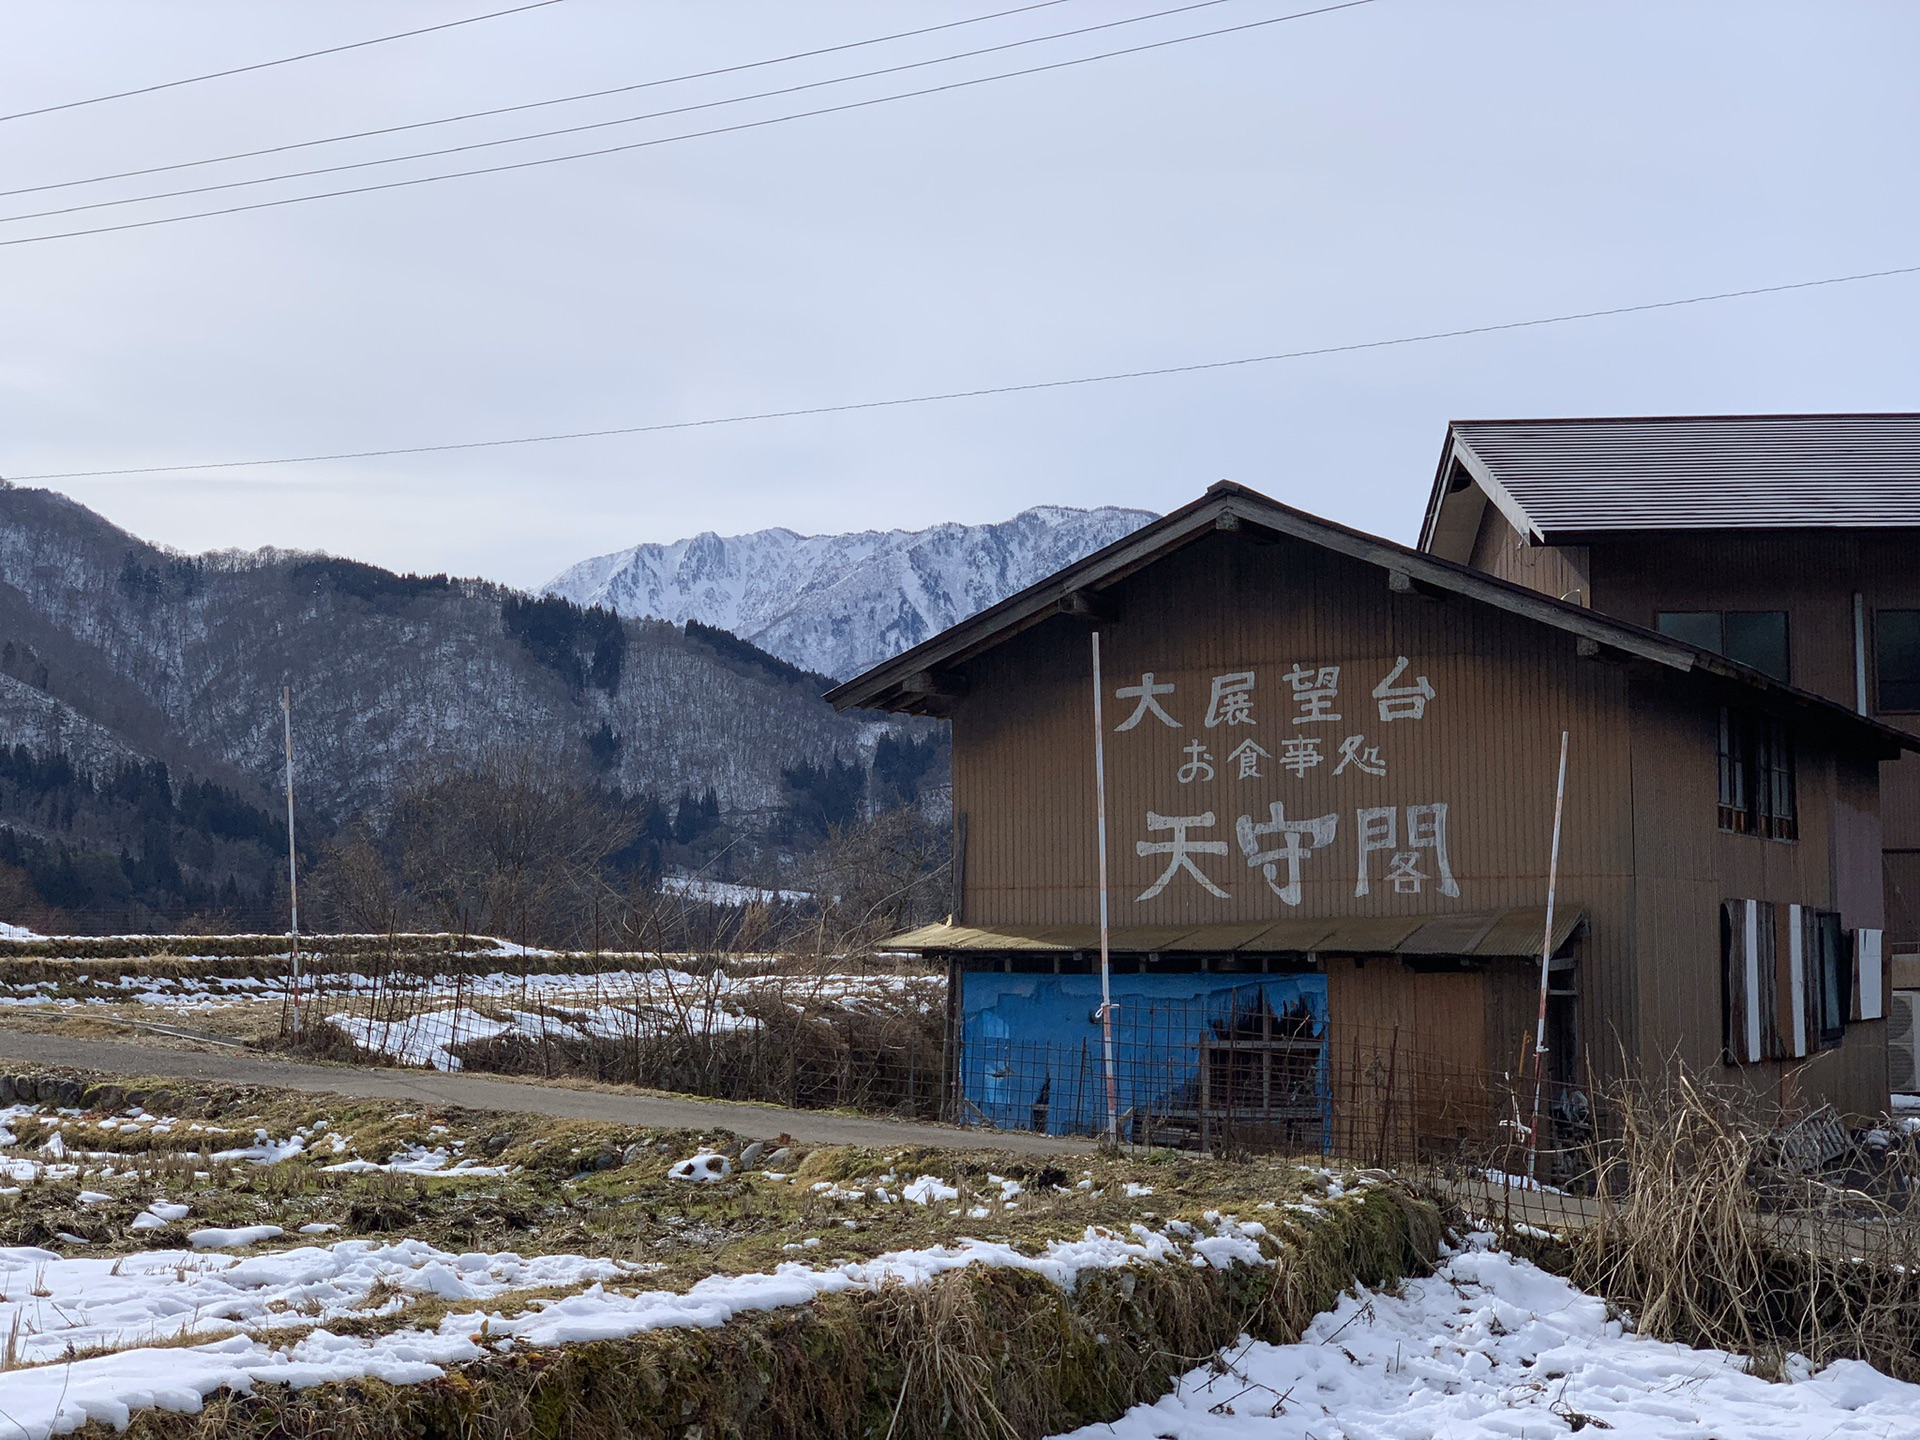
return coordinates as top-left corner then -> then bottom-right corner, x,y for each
1658,610 -> 1790,682
1754,716 -> 1796,841
1717,707 -> 1748,832
1660,610 -> 1723,652
1875,609 -> 1920,712
1806,909 -> 1848,1050
1717,707 -> 1795,840
1723,901 -> 1849,1064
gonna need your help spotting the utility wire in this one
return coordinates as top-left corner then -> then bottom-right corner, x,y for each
0,1 -> 1374,247
13,261 -> 1917,482
0,0 -> 1255,226
0,0 -> 1083,201
0,1 -> 568,125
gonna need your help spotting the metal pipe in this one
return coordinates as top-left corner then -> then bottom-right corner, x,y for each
1526,729 -> 1569,1180
1854,592 -> 1869,715
282,686 -> 302,1032
1091,630 -> 1118,1143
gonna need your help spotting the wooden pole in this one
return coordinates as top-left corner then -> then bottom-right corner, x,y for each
282,686 -> 302,1034
1526,730 -> 1570,1179
1091,631 -> 1119,1144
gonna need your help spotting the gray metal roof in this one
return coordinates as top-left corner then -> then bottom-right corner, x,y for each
1444,413 -> 1920,539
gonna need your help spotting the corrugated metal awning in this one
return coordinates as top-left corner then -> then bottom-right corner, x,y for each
885,906 -> 1584,960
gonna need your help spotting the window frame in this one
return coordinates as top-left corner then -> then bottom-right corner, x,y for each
1806,909 -> 1849,1050
1658,608 -> 1790,683
1716,707 -> 1796,842
1873,608 -> 1920,715
1723,901 -> 1848,1065
1717,706 -> 1750,835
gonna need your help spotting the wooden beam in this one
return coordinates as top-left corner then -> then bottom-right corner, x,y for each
902,669 -> 969,700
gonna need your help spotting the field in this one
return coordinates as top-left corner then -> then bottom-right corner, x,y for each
0,1061 -> 1442,1439
5,943 -> 1920,1437
0,942 -> 947,1118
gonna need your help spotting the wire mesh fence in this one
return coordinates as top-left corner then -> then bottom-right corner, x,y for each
288,945 -> 948,1118
951,978 -> 1595,1176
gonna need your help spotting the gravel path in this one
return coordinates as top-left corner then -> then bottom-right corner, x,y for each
0,1027 -> 1094,1156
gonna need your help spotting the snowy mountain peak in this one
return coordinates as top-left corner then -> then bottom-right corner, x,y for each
543,505 -> 1157,680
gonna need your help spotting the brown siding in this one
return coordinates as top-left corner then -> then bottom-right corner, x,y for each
1468,505 -> 1590,604
1583,531 -> 1920,947
949,526 -> 1884,1115
953,529 -> 1640,1077
1624,670 -> 1887,1116
1323,960 -> 1504,1152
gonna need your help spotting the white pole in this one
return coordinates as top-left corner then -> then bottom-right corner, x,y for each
1526,730 -> 1569,1179
1091,631 -> 1119,1144
283,686 -> 302,1033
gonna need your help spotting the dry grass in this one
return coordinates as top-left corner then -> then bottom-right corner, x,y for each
77,1183 -> 1441,1440
1568,1069 -> 1920,1381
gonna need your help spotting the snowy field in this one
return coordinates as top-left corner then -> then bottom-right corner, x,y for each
1056,1238 -> 1920,1440
8,1219 -> 1918,1440
322,967 -> 939,1070
0,1099 -> 509,1191
0,1211 -> 1263,1439
0,963 -> 940,1069
3,1076 -> 1917,1440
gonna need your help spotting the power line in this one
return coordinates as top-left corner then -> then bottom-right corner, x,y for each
0,0 -> 1255,227
13,261 -> 1917,483
0,2 -> 568,125
0,1 -> 1375,248
0,0 -> 1083,202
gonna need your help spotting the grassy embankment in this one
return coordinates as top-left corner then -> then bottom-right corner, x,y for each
3,1068 -> 1442,1439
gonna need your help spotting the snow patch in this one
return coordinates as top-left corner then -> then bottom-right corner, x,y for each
1051,1239 -> 1920,1439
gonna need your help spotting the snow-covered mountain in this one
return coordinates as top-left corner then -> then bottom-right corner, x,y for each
543,506 -> 1158,680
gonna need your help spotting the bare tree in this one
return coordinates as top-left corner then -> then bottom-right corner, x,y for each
802,805 -> 950,949
313,749 -> 637,947
308,822 -> 405,934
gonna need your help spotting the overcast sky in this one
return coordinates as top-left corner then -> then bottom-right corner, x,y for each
0,1 -> 1914,590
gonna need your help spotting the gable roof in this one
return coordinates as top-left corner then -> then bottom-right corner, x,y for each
825,481 -> 1914,758
1421,413 -> 1920,558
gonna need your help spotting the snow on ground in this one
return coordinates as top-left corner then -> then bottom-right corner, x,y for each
0,1217 -> 1265,1440
326,1007 -> 518,1072
0,1102 -> 503,1188
321,967 -> 932,1070
0,963 -> 934,1014
1051,1238 -> 1920,1440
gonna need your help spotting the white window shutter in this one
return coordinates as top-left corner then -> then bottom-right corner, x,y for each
1787,904 -> 1808,1057
1744,899 -> 1764,1063
1857,928 -> 1885,1022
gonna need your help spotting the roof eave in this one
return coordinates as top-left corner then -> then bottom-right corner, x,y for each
828,483 -> 1916,757
826,484 -> 1244,712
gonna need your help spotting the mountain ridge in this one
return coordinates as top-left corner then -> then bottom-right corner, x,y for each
543,504 -> 1157,680
0,481 -> 915,931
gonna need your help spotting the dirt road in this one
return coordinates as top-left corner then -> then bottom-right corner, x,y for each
0,1029 -> 1093,1157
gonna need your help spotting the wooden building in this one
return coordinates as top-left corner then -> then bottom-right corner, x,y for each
1420,414 -> 1920,957
829,482 -> 1913,1148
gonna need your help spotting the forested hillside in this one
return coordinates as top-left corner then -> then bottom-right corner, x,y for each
0,481 -> 941,936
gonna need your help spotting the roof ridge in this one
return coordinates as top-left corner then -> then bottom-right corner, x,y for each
1451,411 -> 1920,427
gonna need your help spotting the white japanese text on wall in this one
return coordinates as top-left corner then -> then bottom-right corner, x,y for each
1111,658 -> 1456,909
